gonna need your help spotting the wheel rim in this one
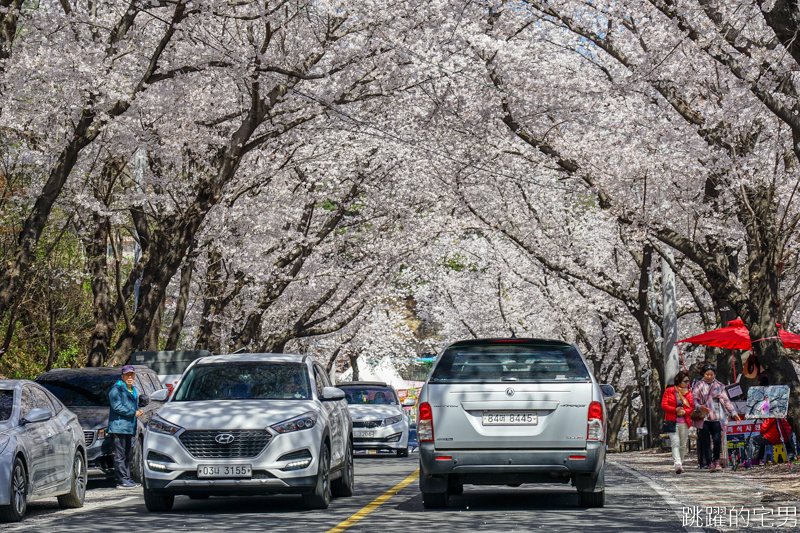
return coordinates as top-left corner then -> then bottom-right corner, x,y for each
74,454 -> 86,499
12,464 -> 25,515
346,446 -> 353,485
322,449 -> 330,500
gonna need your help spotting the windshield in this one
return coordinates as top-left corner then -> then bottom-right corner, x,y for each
38,375 -> 120,406
341,387 -> 398,405
430,343 -> 591,383
0,390 -> 13,421
172,362 -> 311,401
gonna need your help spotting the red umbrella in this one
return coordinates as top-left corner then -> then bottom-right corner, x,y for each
677,318 -> 800,350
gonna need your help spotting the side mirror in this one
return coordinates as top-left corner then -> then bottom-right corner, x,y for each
599,384 -> 615,399
150,388 -> 170,402
403,398 -> 416,406
138,395 -> 150,407
22,408 -> 52,425
321,387 -> 345,402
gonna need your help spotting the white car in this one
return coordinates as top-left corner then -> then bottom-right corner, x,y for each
141,353 -> 354,511
335,382 -> 410,457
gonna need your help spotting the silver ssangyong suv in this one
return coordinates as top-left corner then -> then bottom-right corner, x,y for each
417,339 -> 613,509
335,382 -> 410,457
141,354 -> 354,511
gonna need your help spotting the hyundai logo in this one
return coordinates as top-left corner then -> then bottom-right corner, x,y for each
506,388 -> 515,397
214,433 -> 235,444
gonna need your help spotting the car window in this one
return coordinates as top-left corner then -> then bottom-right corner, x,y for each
31,387 -> 55,413
42,389 -> 64,414
135,375 -> 153,395
340,387 -> 398,405
37,374 -> 121,407
430,342 -> 591,383
147,373 -> 163,391
20,387 -> 36,418
313,367 -> 326,398
173,362 -> 312,401
0,390 -> 14,421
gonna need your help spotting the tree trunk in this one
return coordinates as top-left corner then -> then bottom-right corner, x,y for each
144,296 -> 165,351
165,255 -> 195,350
45,292 -> 56,372
86,215 -> 113,367
194,249 -> 223,354
349,353 -> 359,382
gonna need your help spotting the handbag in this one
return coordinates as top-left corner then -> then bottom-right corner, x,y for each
690,407 -> 706,421
662,420 -> 677,433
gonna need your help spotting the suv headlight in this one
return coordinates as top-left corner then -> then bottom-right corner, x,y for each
271,411 -> 318,434
148,415 -> 183,436
383,415 -> 403,426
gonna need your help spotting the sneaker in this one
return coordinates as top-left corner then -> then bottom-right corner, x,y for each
675,464 -> 683,474
710,461 -> 720,472
116,481 -> 137,489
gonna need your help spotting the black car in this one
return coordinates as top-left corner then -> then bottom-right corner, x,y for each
35,366 -> 166,481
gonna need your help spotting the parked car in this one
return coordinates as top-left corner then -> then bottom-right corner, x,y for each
417,338 -> 614,509
335,382 -> 410,457
35,366 -> 167,482
142,353 -> 354,512
0,380 -> 87,522
130,350 -> 212,397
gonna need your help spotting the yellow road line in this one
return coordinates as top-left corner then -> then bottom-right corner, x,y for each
326,468 -> 420,533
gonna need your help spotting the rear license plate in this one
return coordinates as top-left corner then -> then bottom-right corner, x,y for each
354,431 -> 375,438
482,411 -> 538,425
197,464 -> 252,478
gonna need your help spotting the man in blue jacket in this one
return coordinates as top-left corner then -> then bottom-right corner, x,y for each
109,365 -> 144,488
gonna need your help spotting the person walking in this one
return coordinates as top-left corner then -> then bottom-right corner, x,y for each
692,362 -> 741,472
662,371 -> 694,474
108,365 -> 144,488
748,417 -> 793,466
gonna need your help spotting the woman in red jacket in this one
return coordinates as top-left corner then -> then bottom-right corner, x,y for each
662,371 -> 694,474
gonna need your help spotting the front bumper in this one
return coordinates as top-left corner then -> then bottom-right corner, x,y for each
86,437 -> 114,478
418,441 -> 605,491
352,422 -> 408,451
143,426 -> 323,496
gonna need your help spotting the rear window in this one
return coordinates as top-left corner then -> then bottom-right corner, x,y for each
37,375 -> 120,407
340,387 -> 398,405
0,390 -> 13,421
430,343 -> 591,383
173,362 -> 312,401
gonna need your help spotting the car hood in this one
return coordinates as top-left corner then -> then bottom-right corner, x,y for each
156,400 -> 319,430
67,406 -> 110,430
347,404 -> 403,420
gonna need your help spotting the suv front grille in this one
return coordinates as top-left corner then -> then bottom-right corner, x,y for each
353,420 -> 383,429
84,431 -> 95,446
179,430 -> 272,459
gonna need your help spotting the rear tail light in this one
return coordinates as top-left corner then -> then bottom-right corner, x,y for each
418,402 -> 434,442
587,401 -> 604,441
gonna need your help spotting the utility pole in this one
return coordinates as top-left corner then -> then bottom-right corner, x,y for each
662,249 -> 680,385
133,148 -> 146,312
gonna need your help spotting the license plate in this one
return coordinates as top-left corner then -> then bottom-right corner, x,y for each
354,431 -> 375,438
482,411 -> 538,425
368,449 -> 377,454
197,464 -> 252,478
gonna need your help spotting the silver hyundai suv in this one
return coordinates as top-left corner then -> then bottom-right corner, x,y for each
141,353 -> 354,511
417,339 -> 613,509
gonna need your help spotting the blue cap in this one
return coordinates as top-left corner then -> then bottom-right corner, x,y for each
121,365 -> 135,374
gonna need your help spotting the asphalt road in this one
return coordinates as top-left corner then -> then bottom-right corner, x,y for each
0,454 -> 691,533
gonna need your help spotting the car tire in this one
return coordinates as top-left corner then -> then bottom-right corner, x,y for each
331,442 -> 354,498
422,490 -> 449,509
303,443 -> 331,510
130,436 -> 143,484
143,486 -> 175,512
577,489 -> 605,508
396,448 -> 409,458
0,457 -> 27,522
57,450 -> 87,509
